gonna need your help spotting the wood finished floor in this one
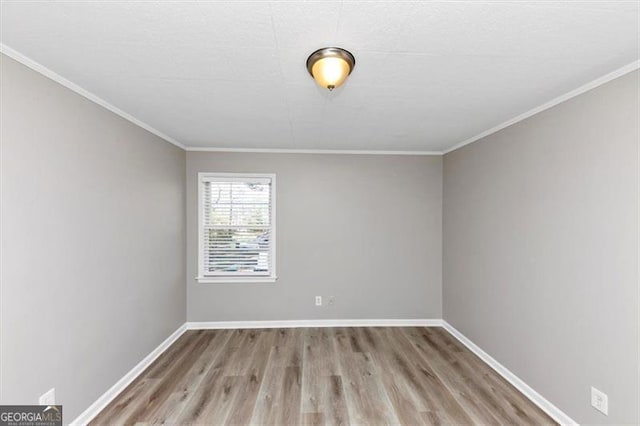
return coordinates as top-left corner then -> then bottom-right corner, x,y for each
91,327 -> 555,425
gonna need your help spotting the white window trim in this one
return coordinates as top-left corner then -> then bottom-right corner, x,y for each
196,172 -> 277,284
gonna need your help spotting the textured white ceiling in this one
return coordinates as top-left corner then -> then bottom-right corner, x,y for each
1,1 -> 638,151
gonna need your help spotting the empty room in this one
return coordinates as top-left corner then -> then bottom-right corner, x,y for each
1,1 -> 638,425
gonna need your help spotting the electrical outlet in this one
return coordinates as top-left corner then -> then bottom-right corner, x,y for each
591,386 -> 608,415
315,296 -> 322,306
328,296 -> 335,305
39,388 -> 55,406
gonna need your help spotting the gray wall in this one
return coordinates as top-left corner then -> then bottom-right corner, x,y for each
4,44 -> 636,425
443,70 -> 639,424
187,152 -> 442,321
0,55 -> 186,420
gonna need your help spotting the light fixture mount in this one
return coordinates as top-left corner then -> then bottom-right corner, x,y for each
306,47 -> 356,91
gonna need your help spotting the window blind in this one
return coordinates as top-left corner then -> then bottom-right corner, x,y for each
199,174 -> 275,280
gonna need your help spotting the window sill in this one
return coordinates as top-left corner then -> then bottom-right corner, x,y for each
195,276 -> 277,284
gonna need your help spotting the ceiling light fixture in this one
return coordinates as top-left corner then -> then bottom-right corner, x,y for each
306,47 -> 356,91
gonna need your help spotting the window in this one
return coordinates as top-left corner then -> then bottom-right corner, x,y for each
197,173 -> 276,283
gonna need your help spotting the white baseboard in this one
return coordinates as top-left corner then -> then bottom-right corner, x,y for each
186,318 -> 443,330
72,319 -> 577,426
70,323 -> 187,426
442,321 -> 578,426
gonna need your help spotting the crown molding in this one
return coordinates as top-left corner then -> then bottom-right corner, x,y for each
4,42 -> 636,157
0,44 -> 440,156
0,43 -> 186,150
184,146 -> 443,155
444,59 -> 640,154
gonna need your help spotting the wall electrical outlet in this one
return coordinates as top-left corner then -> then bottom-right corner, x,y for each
315,296 -> 322,306
39,388 -> 55,406
591,386 -> 608,415
328,296 -> 335,305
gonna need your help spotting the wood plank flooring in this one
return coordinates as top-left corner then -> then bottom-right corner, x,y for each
91,327 -> 556,425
